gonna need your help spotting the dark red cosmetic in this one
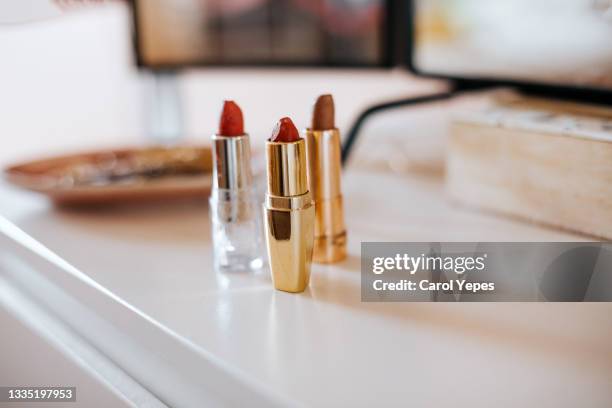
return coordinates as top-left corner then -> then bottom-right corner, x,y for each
219,100 -> 244,136
270,117 -> 300,143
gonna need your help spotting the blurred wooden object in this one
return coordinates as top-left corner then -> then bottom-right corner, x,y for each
4,146 -> 212,205
448,95 -> 612,239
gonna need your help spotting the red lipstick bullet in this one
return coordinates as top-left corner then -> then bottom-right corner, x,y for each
219,100 -> 245,136
270,117 -> 300,143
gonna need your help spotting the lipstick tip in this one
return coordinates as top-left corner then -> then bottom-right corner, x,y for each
312,94 -> 335,130
219,100 -> 245,136
270,117 -> 300,143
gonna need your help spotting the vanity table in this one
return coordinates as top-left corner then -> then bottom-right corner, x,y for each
1,95 -> 611,408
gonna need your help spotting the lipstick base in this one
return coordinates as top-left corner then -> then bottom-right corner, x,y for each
305,128 -> 347,264
313,231 -> 347,264
210,189 -> 265,273
264,199 -> 314,293
311,195 -> 347,263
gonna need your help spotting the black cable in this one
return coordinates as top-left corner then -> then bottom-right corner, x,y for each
341,90 -> 457,164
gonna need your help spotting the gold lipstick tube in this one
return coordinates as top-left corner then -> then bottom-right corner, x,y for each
305,128 -> 347,263
264,139 -> 314,293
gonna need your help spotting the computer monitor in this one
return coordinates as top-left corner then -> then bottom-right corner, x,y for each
131,0 -> 392,68
409,0 -> 612,96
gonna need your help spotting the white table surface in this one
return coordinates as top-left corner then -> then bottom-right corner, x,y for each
1,143 -> 611,407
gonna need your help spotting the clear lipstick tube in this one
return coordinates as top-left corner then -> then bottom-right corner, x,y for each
210,134 -> 264,272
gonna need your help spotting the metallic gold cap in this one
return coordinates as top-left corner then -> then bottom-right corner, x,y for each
305,128 -> 347,263
264,138 -> 314,293
266,139 -> 308,197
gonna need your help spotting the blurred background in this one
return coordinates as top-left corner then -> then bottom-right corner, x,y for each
1,0 -> 611,169
414,0 -> 612,88
0,0 -> 431,169
134,0 -> 385,66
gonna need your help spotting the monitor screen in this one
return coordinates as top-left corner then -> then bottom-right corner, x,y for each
411,0 -> 612,91
132,0 -> 388,68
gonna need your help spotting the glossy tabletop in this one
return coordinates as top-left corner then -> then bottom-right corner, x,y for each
1,155 -> 611,407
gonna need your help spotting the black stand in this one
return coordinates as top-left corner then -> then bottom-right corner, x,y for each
341,81 -> 494,164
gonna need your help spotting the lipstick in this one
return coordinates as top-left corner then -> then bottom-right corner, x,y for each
305,94 -> 347,263
210,101 -> 264,272
264,117 -> 315,293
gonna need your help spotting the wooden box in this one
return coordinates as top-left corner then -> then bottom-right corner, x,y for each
447,96 -> 612,239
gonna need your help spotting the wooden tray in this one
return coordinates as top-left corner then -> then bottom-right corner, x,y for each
4,146 -> 212,205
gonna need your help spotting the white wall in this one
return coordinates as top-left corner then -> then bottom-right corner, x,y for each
0,4 -> 141,165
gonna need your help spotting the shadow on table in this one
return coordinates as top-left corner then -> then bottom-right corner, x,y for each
305,252 -> 612,373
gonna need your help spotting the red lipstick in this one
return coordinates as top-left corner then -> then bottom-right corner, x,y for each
210,100 -> 263,273
219,100 -> 244,136
264,117 -> 314,293
270,117 -> 300,143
